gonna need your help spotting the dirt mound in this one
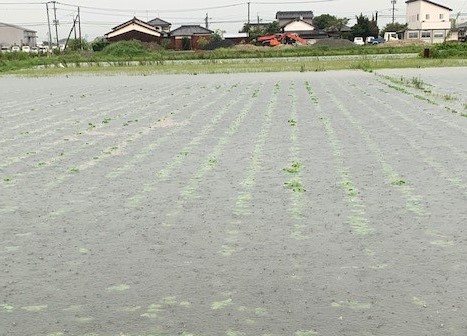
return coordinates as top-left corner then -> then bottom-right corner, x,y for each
313,38 -> 354,47
379,39 -> 428,47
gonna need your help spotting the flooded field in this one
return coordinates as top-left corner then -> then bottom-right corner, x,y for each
1,69 -> 466,336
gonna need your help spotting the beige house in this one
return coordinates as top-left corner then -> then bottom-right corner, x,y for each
0,22 -> 37,47
405,0 -> 452,43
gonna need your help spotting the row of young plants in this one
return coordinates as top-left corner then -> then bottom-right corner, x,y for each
377,74 -> 467,118
43,81 -> 214,192
107,82 -> 240,181
125,82 -> 251,208
307,83 -> 373,236
328,78 -> 427,217
1,82 -> 187,190
0,84 -> 157,174
283,82 -> 308,241
220,81 -> 279,256
354,81 -> 467,198
336,77 -> 464,248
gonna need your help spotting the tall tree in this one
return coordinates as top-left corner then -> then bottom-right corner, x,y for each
313,14 -> 349,31
350,13 -> 379,40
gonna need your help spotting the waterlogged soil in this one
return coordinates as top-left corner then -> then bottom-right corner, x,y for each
0,69 -> 466,336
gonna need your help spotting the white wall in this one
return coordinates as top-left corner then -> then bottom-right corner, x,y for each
406,0 -> 451,30
283,20 -> 314,32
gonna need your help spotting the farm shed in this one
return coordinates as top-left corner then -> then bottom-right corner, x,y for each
170,25 -> 213,50
0,22 -> 37,47
105,17 -> 162,43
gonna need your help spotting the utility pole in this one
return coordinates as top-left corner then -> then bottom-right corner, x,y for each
375,11 -> 378,25
52,1 -> 59,49
257,13 -> 260,24
247,2 -> 251,25
205,13 -> 209,29
46,2 -> 52,52
391,0 -> 397,24
78,6 -> 82,49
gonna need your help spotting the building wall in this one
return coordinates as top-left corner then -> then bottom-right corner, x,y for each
278,18 -> 312,28
407,0 -> 451,30
171,34 -> 211,50
107,30 -> 161,43
0,25 -> 36,47
107,23 -> 160,39
283,20 -> 314,32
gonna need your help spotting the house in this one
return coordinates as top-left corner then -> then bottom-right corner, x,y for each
281,19 -> 327,40
170,25 -> 213,50
405,0 -> 452,43
276,11 -> 314,28
147,18 -> 171,35
0,22 -> 37,47
105,17 -> 162,43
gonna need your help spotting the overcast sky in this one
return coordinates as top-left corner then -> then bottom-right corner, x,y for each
1,0 -> 466,42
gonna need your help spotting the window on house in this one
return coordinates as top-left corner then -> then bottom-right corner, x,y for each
408,32 -> 419,39
417,14 -> 420,21
426,14 -> 430,20
421,31 -> 431,38
434,31 -> 444,38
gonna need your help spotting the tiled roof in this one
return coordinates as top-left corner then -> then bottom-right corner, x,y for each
170,25 -> 213,36
276,11 -> 314,20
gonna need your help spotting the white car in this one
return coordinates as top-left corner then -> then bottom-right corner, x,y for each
353,37 -> 364,46
30,47 -> 39,54
21,45 -> 31,53
11,45 -> 20,52
1,46 -> 10,53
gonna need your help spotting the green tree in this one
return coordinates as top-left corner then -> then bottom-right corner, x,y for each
313,14 -> 338,30
264,21 -> 281,35
381,22 -> 408,36
350,13 -> 379,40
66,38 -> 89,51
239,21 -> 280,41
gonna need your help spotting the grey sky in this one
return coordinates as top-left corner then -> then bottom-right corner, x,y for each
1,0 -> 466,42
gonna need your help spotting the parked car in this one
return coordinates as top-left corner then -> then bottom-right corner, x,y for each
365,36 -> 375,44
30,47 -> 39,54
1,46 -> 10,53
384,32 -> 399,41
353,37 -> 364,46
369,37 -> 386,44
11,45 -> 20,52
21,45 -> 31,53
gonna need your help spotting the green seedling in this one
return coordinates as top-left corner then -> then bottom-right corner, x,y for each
69,168 -> 80,173
391,179 -> 406,186
3,178 -> 12,182
283,161 -> 301,174
102,118 -> 112,124
285,179 -> 305,192
288,119 -> 297,126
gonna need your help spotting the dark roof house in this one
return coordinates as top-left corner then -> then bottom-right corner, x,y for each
170,25 -> 213,50
276,11 -> 314,27
105,17 -> 162,42
147,18 -> 171,35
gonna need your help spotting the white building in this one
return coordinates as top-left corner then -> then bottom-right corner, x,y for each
405,0 -> 452,43
0,22 -> 37,47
